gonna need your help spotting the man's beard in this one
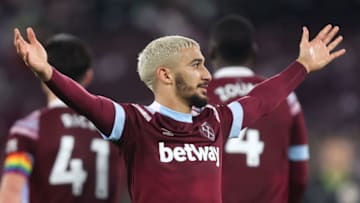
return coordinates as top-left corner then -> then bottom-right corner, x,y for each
175,73 -> 208,108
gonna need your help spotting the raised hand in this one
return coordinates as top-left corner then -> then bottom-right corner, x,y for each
297,24 -> 346,73
14,27 -> 53,81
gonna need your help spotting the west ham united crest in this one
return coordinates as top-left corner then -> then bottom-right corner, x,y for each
200,122 -> 215,141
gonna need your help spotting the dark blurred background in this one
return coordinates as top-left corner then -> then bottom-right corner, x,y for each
1,0 -> 360,202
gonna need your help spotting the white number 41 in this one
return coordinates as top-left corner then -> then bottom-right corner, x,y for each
49,135 -> 109,199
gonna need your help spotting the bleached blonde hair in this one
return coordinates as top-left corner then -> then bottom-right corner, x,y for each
137,35 -> 199,91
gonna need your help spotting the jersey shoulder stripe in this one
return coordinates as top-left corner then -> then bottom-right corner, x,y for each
288,144 -> 309,161
227,101 -> 244,138
9,110 -> 41,140
132,104 -> 152,122
287,92 -> 301,116
205,105 -> 220,123
101,102 -> 126,141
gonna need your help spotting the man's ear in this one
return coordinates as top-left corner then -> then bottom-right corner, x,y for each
81,69 -> 94,87
156,67 -> 173,85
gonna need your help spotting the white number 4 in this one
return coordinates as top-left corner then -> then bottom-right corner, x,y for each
49,135 -> 110,199
225,128 -> 264,167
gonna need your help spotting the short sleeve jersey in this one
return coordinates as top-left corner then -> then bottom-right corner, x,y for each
4,101 -> 127,203
102,101 -> 244,203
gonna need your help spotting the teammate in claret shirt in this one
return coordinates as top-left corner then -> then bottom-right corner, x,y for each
0,34 -> 128,203
12,24 -> 345,203
207,15 -> 309,203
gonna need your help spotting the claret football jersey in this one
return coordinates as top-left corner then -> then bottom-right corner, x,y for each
44,61 -> 307,203
207,66 -> 309,203
4,100 -> 127,203
101,101 -> 244,203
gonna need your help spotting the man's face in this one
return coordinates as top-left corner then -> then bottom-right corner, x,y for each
174,47 -> 212,108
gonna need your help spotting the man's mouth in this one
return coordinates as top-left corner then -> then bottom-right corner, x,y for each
198,83 -> 209,89
198,84 -> 208,94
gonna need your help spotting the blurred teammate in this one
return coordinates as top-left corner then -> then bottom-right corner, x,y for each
0,34 -> 127,203
13,25 -> 344,203
207,15 -> 309,203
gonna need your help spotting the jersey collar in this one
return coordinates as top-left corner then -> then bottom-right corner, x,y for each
148,101 -> 193,123
213,66 -> 254,79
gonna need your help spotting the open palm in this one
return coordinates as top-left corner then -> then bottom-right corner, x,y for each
14,28 -> 52,81
297,25 -> 346,73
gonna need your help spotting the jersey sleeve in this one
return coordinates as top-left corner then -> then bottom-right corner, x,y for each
214,103 -> 244,140
2,111 -> 39,178
237,61 -> 307,128
287,93 -> 309,162
46,69 -> 150,144
102,102 -> 141,143
46,68 -> 116,137
287,93 -> 309,203
100,102 -> 127,141
226,102 -> 244,138
100,103 -> 142,146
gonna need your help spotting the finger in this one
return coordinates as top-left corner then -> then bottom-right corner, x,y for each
17,37 -> 29,57
24,52 -> 30,66
15,38 -> 23,55
17,39 -> 27,56
13,28 -> 20,47
323,26 -> 340,45
329,49 -> 346,61
300,26 -> 309,46
15,39 -> 21,54
327,35 -> 343,51
14,29 -> 25,51
23,55 -> 28,65
16,29 -> 28,48
27,27 -> 38,45
15,38 -> 21,54
14,29 -> 24,54
20,45 -> 30,66
315,24 -> 332,41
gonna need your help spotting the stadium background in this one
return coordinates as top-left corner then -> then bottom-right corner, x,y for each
1,0 -> 360,201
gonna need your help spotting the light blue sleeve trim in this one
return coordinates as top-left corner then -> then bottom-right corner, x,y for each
101,102 -> 126,141
228,101 -> 244,138
288,145 -> 309,161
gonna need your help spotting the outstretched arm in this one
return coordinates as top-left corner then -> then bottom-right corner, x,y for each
0,152 -> 32,203
0,173 -> 26,203
238,25 -> 345,127
14,28 -> 115,136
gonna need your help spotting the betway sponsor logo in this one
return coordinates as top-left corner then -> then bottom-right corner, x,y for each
159,142 -> 220,167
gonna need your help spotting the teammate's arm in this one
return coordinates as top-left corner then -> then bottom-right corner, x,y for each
289,162 -> 308,203
0,152 -> 32,203
233,25 -> 345,127
288,106 -> 309,203
13,28 -> 115,137
0,174 -> 27,203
